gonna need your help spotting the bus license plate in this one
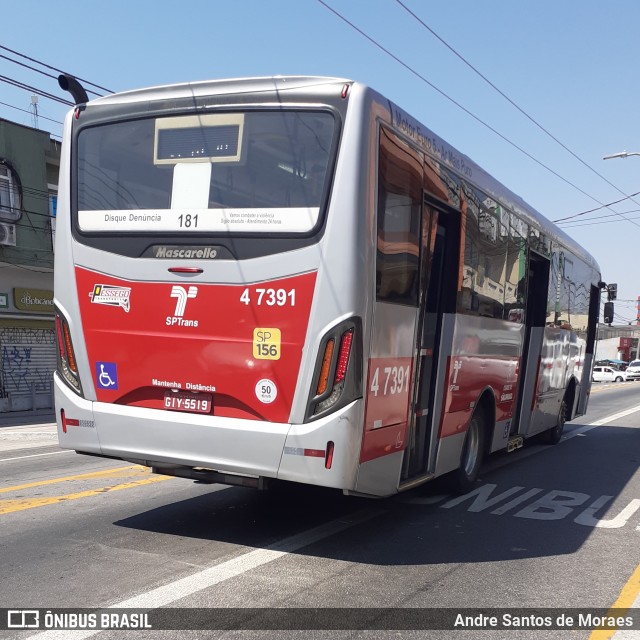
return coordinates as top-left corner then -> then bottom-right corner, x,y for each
163,391 -> 212,414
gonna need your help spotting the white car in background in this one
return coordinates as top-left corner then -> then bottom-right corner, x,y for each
592,366 -> 627,383
625,360 -> 640,381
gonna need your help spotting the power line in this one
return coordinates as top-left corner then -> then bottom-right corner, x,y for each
4,218 -> 54,235
315,3 -> 588,203
553,192 -> 640,223
0,44 -> 113,94
21,187 -> 56,202
559,213 -> 640,229
0,99 -> 64,125
0,52 -> 102,98
614,311 -> 635,323
0,241 -> 53,253
19,182 -> 61,200
317,1 -> 640,229
0,74 -> 72,106
0,202 -> 57,221
0,175 -> 59,208
0,259 -> 53,272
393,0 -> 640,230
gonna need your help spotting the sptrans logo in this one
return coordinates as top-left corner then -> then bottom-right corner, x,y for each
167,285 -> 198,327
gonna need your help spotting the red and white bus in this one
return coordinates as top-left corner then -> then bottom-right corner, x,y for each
53,75 -> 602,497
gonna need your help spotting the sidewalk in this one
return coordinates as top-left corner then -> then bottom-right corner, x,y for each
0,410 -> 58,454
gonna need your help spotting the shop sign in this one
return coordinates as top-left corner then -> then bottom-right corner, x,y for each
13,288 -> 54,313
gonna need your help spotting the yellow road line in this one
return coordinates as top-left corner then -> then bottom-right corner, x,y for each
589,563 -> 640,639
0,465 -> 144,494
0,474 -> 173,515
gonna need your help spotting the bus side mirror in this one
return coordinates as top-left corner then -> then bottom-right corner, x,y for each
603,301 -> 614,325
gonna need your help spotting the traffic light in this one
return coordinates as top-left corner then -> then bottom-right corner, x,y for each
604,301 -> 614,325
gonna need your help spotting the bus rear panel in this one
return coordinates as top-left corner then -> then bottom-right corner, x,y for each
54,76 -> 601,497
55,77 -> 369,491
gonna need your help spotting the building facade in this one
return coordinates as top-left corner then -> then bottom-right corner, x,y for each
596,325 -> 640,363
0,118 -> 59,413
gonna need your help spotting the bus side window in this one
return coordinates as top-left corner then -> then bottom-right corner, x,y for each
457,185 -> 508,319
504,212 -> 528,323
376,127 -> 421,306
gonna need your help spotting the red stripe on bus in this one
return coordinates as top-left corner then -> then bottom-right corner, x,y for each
75,267 -> 317,424
361,356 -> 413,463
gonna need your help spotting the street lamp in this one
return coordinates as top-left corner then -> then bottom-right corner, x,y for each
603,151 -> 640,160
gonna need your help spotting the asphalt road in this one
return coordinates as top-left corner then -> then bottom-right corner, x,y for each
1,382 -> 639,639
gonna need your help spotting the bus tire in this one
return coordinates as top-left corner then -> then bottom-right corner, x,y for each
543,398 -> 567,445
450,411 -> 485,494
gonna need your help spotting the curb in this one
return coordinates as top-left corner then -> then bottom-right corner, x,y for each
0,410 -> 56,428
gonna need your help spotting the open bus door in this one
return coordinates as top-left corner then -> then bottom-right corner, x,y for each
356,195 -> 456,495
511,250 -> 550,437
401,198 -> 458,482
355,127 -> 422,496
355,122 -> 462,496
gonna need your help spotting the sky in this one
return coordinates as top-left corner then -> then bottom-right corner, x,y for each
2,0 -> 640,323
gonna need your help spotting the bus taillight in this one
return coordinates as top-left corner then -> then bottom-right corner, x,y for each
55,314 -> 65,360
334,329 -> 353,383
55,307 -> 83,395
62,322 -> 78,374
307,320 -> 361,420
316,338 -> 335,396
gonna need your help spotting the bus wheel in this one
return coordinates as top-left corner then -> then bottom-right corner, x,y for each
450,412 -> 485,494
543,398 -> 567,445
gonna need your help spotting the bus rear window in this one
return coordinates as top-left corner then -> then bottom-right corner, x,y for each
76,110 -> 335,234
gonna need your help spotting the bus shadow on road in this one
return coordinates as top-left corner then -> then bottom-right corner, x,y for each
114,423 -> 640,566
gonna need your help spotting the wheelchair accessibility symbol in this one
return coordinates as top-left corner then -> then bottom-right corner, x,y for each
96,362 -> 118,390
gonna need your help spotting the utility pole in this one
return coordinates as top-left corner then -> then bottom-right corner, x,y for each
602,152 -> 639,327
30,95 -> 39,129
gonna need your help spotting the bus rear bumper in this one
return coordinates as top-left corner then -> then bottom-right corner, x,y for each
277,400 -> 363,489
54,375 -> 362,491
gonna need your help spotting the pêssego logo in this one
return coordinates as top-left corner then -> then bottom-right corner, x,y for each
153,246 -> 218,259
89,284 -> 131,313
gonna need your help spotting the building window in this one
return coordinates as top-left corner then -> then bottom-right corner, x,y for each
0,162 -> 22,221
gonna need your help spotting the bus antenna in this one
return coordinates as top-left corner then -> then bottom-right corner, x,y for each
58,74 -> 89,105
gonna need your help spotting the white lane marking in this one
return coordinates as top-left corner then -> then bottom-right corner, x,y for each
560,403 -> 640,443
402,403 -> 640,505
25,507 -> 385,640
0,450 -> 73,463
586,403 -> 640,426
